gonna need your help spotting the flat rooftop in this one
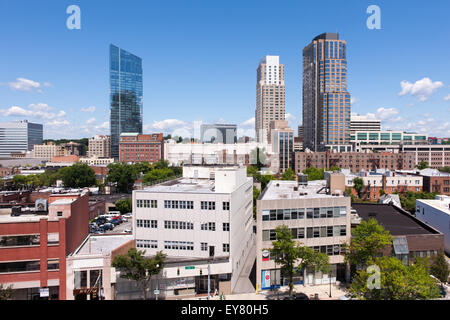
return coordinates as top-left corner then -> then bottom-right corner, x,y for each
259,180 -> 339,201
417,197 -> 450,216
75,234 -> 134,256
139,177 -> 216,194
352,203 -> 439,236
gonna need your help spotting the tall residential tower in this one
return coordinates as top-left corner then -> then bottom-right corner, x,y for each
255,56 -> 285,144
302,33 -> 351,152
110,44 -> 143,160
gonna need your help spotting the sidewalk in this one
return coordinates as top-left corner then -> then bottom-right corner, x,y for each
206,283 -> 348,301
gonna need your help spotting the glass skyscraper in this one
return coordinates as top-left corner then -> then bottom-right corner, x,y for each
302,33 -> 351,152
0,120 -> 43,158
110,44 -> 143,159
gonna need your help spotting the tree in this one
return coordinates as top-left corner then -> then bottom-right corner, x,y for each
344,218 -> 393,269
302,167 -> 324,181
12,175 -> 27,189
327,165 -> 341,172
106,163 -> 139,193
268,225 -> 329,296
60,163 -> 97,188
281,168 -> 297,181
142,168 -> 174,185
253,187 -> 260,219
259,174 -> 275,191
112,248 -> 166,300
430,249 -> 449,283
0,284 -> 13,300
349,256 -> 440,300
152,159 -> 170,170
353,177 -> 364,199
115,198 -> 132,215
415,160 -> 429,170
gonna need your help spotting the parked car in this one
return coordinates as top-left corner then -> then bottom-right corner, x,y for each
102,223 -> 114,231
120,216 -> 128,223
123,213 -> 132,218
123,229 -> 132,234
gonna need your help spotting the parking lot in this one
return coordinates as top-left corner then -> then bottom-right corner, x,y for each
89,215 -> 133,235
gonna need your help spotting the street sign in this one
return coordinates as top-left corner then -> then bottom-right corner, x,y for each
154,289 -> 160,295
40,287 -> 49,298
185,266 -> 195,270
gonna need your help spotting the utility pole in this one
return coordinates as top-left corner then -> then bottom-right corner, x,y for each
207,260 -> 211,300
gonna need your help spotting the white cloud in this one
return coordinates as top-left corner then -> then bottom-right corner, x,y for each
350,97 -> 358,105
0,103 -> 67,120
8,78 -> 46,93
399,77 -> 444,101
375,107 -> 400,120
46,119 -> 70,127
81,106 -> 96,113
240,117 -> 255,128
444,94 -> 450,101
86,117 -> 96,125
145,119 -> 188,131
285,113 -> 296,123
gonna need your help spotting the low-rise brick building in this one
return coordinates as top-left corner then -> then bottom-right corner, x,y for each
119,133 -> 164,163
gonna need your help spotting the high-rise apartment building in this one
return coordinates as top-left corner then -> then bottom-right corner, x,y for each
0,120 -> 43,158
110,45 -> 143,160
302,33 -> 351,151
88,135 -> 111,158
255,56 -> 285,144
270,120 -> 294,174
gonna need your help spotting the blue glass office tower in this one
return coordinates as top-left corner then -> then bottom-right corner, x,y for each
110,44 -> 143,159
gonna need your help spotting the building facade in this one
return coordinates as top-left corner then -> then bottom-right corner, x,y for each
255,56 -> 285,144
0,193 -> 90,300
88,135 -> 111,158
350,115 -> 381,134
415,195 -> 450,255
0,120 -> 43,158
402,145 -> 450,169
270,120 -> 294,174
302,33 -> 351,152
294,151 -> 415,174
256,178 -> 351,291
110,45 -> 143,160
132,165 -> 254,297
200,124 -> 237,144
119,133 -> 164,163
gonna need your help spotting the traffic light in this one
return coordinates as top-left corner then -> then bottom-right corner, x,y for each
177,268 -> 180,276
200,269 -> 203,276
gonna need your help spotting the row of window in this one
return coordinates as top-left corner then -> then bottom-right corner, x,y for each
262,225 -> 347,241
0,259 -> 59,274
262,207 -> 347,221
164,200 -> 194,210
136,200 -> 232,211
137,240 -> 230,253
0,234 -> 59,248
136,220 -> 229,231
136,199 -> 157,208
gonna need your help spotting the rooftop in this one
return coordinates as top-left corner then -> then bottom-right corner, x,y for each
139,177 -> 216,194
351,203 -> 440,236
74,234 -> 134,256
259,180 -> 340,201
417,196 -> 450,215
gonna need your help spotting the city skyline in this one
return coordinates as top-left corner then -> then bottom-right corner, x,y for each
0,0 -> 449,140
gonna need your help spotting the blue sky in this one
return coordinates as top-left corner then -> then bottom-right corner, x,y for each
1,0 -> 449,139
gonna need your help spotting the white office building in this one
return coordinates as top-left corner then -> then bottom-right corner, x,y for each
415,195 -> 450,255
132,165 -> 254,297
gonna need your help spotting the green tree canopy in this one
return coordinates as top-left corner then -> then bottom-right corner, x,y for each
344,218 -> 393,269
60,163 -> 97,188
268,225 -> 329,296
281,168 -> 297,181
302,167 -> 324,181
353,177 -> 364,199
106,163 -> 139,193
430,249 -> 450,283
112,248 -> 166,300
349,256 -> 440,300
142,168 -> 174,185
115,198 -> 132,215
415,160 -> 429,170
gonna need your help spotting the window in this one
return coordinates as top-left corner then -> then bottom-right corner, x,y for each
164,241 -> 194,251
223,243 -> 230,253
201,243 -> 208,251
137,239 -> 158,249
223,202 -> 230,211
223,223 -> 230,231
0,234 -> 40,247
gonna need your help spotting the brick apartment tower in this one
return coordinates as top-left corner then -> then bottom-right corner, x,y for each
302,33 -> 351,151
255,56 -> 285,144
